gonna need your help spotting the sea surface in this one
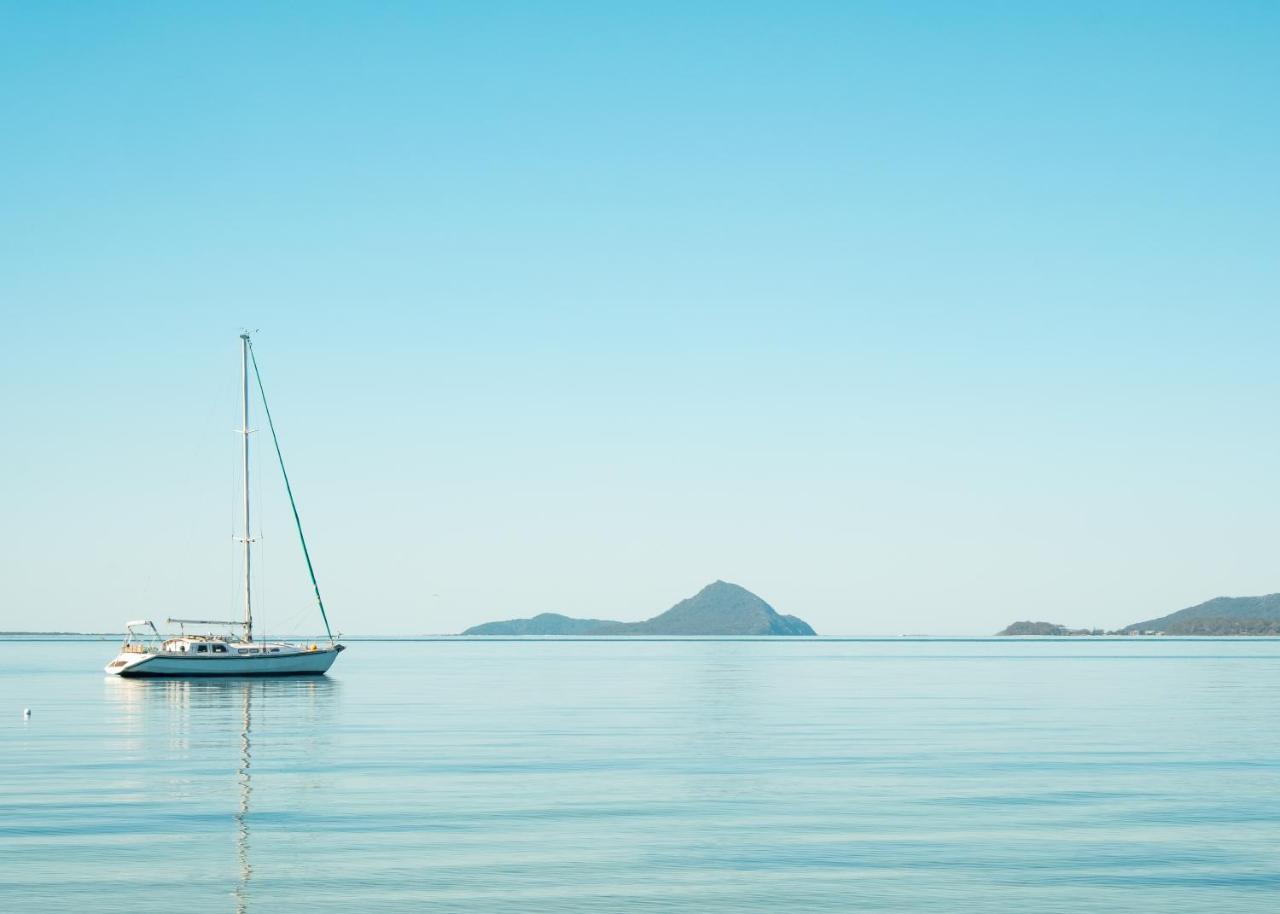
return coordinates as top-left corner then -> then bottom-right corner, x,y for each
2,638 -> 1279,913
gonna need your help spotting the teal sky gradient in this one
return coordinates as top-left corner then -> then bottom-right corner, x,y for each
2,2 -> 1278,634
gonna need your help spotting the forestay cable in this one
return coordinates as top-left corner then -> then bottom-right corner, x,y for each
246,340 -> 335,644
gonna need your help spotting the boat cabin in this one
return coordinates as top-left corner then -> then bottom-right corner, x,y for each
163,638 -> 231,654
160,636 -> 290,655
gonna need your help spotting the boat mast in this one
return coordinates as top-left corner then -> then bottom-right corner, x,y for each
240,332 -> 254,642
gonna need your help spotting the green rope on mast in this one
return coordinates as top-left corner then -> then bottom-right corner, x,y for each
247,340 -> 336,644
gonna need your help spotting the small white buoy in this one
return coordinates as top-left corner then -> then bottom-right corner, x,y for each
23,708 -> 31,719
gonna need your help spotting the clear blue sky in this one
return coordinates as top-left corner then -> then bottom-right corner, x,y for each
2,2 -> 1277,634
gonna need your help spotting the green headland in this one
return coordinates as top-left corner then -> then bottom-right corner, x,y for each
463,580 -> 817,636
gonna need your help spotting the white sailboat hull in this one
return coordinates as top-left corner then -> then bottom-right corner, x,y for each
106,646 -> 343,677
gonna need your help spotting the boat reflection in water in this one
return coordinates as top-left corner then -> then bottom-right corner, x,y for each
235,682 -> 253,914
105,676 -> 339,912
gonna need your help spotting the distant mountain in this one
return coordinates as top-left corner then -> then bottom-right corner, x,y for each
461,581 -> 816,636
595,581 -> 816,636
1121,594 -> 1280,635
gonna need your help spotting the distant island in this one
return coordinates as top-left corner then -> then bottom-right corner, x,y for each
999,592 -> 1280,636
997,621 -> 1103,637
463,580 -> 816,636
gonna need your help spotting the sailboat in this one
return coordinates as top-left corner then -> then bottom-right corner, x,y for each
105,334 -> 345,677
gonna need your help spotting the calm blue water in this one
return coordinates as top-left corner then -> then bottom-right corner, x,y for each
3,638 -> 1279,912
